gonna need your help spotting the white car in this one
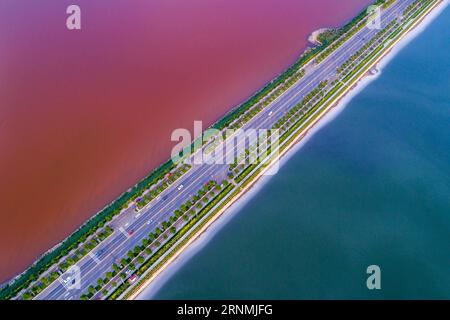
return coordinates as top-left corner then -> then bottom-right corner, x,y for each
62,275 -> 72,284
177,184 -> 184,190
268,111 -> 273,117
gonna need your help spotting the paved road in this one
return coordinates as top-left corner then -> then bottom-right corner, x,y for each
35,0 -> 414,300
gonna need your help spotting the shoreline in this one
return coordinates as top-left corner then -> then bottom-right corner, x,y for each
131,0 -> 449,300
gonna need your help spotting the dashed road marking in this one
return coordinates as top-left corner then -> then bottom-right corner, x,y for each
89,252 -> 101,264
118,227 -> 130,239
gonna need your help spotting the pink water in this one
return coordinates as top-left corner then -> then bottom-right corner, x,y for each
0,0 -> 372,282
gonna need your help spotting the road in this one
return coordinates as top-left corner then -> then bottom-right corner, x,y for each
35,0 -> 415,300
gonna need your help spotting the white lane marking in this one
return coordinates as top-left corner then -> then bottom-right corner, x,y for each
89,252 -> 101,265
118,227 -> 131,239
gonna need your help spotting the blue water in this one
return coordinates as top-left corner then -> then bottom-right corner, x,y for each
148,6 -> 450,299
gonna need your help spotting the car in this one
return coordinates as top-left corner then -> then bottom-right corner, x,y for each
128,229 -> 134,236
128,274 -> 138,283
162,195 -> 168,201
62,276 -> 72,284
177,184 -> 184,190
268,111 -> 273,116
146,220 -> 152,225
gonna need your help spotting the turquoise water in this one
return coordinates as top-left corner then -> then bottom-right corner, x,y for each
149,7 -> 450,299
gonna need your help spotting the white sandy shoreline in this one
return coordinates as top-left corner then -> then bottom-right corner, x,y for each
134,0 -> 449,300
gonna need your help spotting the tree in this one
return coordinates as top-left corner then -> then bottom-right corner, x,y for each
31,286 -> 39,295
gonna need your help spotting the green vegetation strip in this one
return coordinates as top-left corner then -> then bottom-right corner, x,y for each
235,164 -> 258,183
